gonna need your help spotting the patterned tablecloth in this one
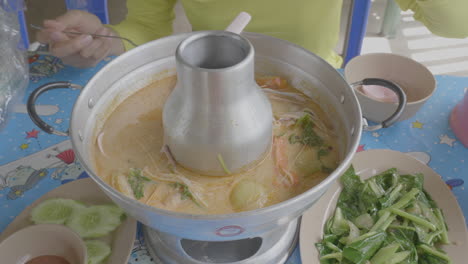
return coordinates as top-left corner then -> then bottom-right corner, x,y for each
0,54 -> 467,264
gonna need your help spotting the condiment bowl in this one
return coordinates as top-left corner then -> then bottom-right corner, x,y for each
345,53 -> 436,122
0,224 -> 87,264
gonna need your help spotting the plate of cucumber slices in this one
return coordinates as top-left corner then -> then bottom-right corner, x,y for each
300,149 -> 468,264
0,178 -> 137,264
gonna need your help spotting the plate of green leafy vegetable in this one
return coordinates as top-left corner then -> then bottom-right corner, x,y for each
300,149 -> 468,264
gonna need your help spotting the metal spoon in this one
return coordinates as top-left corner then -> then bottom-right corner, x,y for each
30,24 -> 138,47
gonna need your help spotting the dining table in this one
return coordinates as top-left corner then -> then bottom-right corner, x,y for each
0,52 -> 467,264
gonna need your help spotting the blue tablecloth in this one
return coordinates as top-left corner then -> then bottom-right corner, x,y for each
1,54 -> 467,264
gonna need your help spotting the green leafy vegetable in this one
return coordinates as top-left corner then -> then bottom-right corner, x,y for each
318,148 -> 330,159
331,207 -> 349,236
128,168 -> 150,199
434,208 -> 449,244
288,133 -> 301,144
389,208 -> 438,231
418,244 -> 452,264
289,113 -> 324,147
316,166 -> 452,264
171,182 -> 200,206
369,243 -> 400,264
342,231 -> 386,264
354,213 -> 374,230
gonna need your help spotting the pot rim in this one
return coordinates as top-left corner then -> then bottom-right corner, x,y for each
70,31 -> 363,221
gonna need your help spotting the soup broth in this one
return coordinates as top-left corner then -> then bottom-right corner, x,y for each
92,75 -> 339,214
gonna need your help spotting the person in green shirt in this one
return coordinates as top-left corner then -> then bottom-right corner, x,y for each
37,0 -> 468,69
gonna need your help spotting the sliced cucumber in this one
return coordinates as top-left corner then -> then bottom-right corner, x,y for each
103,205 -> 126,220
66,205 -> 125,238
85,240 -> 111,264
31,198 -> 86,225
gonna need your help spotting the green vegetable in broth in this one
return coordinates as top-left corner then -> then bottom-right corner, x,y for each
93,75 -> 341,215
230,180 -> 267,212
217,154 -> 232,175
128,168 -> 150,199
290,113 -> 324,147
171,182 -> 200,207
316,166 -> 452,264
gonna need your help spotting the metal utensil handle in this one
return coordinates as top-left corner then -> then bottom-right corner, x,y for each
351,78 -> 407,131
30,24 -> 139,47
27,82 -> 82,136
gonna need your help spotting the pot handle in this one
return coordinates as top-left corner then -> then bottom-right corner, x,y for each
27,81 -> 83,136
350,78 -> 407,131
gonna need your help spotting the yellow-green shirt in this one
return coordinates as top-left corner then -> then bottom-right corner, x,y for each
110,0 -> 468,68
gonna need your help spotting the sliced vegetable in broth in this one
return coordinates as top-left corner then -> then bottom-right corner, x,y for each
91,75 -> 340,214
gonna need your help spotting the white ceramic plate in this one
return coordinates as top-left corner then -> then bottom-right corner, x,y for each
300,149 -> 468,263
0,178 -> 137,264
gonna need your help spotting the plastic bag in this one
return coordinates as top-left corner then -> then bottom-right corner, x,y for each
0,0 -> 28,130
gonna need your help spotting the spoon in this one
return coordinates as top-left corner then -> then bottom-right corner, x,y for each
30,24 -> 139,47
29,12 -> 251,52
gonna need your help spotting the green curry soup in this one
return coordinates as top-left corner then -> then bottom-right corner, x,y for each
92,75 -> 339,214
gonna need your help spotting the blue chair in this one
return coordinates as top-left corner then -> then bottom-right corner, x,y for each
343,0 -> 372,66
65,0 -> 109,25
4,0 -> 109,49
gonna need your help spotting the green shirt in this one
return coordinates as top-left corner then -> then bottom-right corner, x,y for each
110,0 -> 468,68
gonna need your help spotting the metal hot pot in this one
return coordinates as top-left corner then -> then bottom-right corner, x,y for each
27,31 -> 406,263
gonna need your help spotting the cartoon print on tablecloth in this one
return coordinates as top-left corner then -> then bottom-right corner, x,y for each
50,149 -> 87,184
0,166 -> 49,200
25,129 -> 43,149
439,134 -> 456,147
412,120 -> 424,129
128,224 -> 157,264
29,54 -> 65,83
446,178 -> 465,190
357,144 -> 366,152
0,127 -> 50,199
29,54 -> 40,64
0,141 -> 87,200
19,143 -> 30,151
14,129 -> 44,162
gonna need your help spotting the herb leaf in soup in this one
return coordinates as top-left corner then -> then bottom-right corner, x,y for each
171,182 -> 200,207
128,168 -> 150,200
318,148 -> 330,159
294,113 -> 324,147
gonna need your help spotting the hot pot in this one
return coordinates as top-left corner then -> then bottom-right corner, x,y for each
27,31 -> 405,263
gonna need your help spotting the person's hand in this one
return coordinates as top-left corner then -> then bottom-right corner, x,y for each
36,10 -> 124,68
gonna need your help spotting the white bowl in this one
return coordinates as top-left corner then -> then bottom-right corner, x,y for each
345,53 -> 436,122
0,224 -> 87,264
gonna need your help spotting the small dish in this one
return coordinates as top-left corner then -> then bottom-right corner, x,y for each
345,53 -> 436,122
0,224 -> 87,264
300,149 -> 468,264
0,178 -> 137,264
